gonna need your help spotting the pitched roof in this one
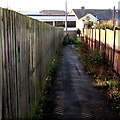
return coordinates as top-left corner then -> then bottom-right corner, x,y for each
72,9 -> 114,20
39,10 -> 66,15
80,13 -> 98,21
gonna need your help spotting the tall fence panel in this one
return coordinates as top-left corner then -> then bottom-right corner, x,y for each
114,30 -> 120,73
96,29 -> 100,49
83,28 -> 120,74
0,8 -> 63,119
0,8 -> 3,120
106,29 -> 114,63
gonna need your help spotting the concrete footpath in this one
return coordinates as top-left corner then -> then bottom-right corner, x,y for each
46,45 -> 119,120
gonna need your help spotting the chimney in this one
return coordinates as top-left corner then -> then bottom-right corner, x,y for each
81,6 -> 85,9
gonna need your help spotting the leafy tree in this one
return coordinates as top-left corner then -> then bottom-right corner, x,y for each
94,23 -> 114,30
84,16 -> 93,28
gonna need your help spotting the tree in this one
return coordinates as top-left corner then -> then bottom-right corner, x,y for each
84,16 -> 93,28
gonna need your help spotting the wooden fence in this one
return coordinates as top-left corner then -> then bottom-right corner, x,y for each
0,8 -> 63,119
83,28 -> 120,74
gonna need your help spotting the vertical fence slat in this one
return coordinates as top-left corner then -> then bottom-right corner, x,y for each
99,29 -> 100,50
113,29 -> 116,67
83,28 -> 120,75
0,8 -> 63,119
0,8 -> 3,120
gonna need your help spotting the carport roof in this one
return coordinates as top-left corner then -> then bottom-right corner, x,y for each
28,15 -> 76,22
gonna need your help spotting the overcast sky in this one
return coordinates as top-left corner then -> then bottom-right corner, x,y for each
0,0 -> 119,12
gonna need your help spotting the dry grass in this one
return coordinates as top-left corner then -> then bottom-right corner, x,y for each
75,39 -> 120,115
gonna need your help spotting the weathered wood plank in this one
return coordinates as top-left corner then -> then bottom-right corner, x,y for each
0,8 -> 63,119
0,8 -> 3,120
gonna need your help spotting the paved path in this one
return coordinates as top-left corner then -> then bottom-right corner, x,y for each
46,45 -> 119,120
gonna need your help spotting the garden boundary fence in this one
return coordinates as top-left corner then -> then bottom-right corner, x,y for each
83,28 -> 120,74
0,8 -> 63,119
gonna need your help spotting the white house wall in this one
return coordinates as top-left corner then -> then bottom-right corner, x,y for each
76,14 -> 98,31
87,14 -> 98,22
76,20 -> 84,31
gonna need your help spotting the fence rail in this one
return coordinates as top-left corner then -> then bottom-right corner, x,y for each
83,28 -> 120,74
0,8 -> 63,119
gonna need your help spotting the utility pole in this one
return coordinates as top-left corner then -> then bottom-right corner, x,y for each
65,0 -> 67,35
113,6 -> 115,28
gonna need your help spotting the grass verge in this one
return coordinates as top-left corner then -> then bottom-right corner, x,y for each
75,38 -> 120,116
32,46 -> 62,120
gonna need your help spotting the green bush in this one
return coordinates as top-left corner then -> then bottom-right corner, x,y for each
94,23 -> 114,30
104,80 -> 118,89
84,21 -> 93,28
89,50 -> 103,63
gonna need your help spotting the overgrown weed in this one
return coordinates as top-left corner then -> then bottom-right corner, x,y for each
75,38 -> 120,115
32,46 -> 62,119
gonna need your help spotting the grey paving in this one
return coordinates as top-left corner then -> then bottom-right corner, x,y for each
46,45 -> 119,120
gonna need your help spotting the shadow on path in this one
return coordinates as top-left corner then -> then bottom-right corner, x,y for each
45,45 -> 119,120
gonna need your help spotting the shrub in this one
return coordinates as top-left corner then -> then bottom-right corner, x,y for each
84,21 -> 93,28
94,23 -> 114,30
89,50 -> 103,64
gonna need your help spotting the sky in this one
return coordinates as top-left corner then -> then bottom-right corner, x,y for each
0,0 -> 120,12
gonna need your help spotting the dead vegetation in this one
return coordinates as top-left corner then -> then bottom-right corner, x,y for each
75,38 -> 120,116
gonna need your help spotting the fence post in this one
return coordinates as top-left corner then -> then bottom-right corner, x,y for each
99,29 -> 100,50
95,28 -> 96,49
82,28 -> 84,40
92,29 -> 93,50
112,28 -> 116,68
104,28 -> 107,59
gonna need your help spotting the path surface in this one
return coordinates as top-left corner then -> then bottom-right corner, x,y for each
46,45 -> 119,120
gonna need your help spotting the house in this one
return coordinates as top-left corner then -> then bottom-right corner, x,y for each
76,13 -> 98,30
19,10 -> 77,39
19,10 -> 76,29
39,10 -> 66,15
27,14 -> 76,27
69,8 -> 115,31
